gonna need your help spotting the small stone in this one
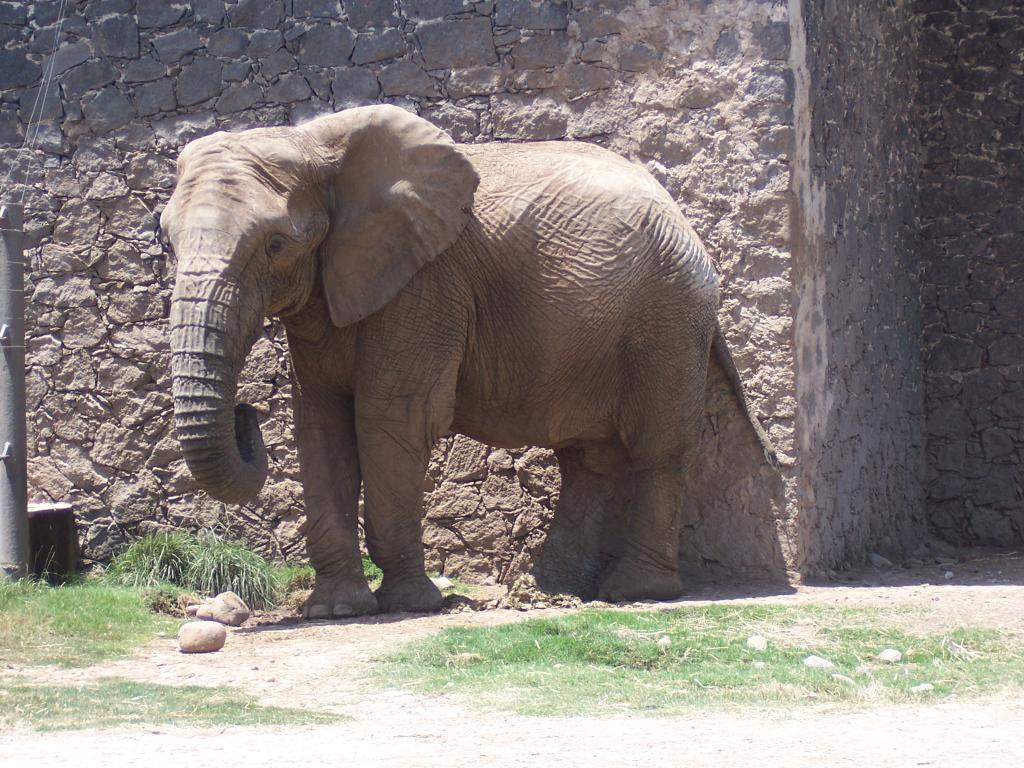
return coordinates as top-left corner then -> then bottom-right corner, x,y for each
911,683 -> 934,694
878,648 -> 903,664
657,635 -> 671,650
944,570 -> 955,580
831,674 -> 856,685
746,634 -> 768,651
868,552 -> 893,568
803,655 -> 834,669
431,576 -> 453,590
752,660 -> 767,669
195,591 -> 251,626
855,664 -> 871,674
178,620 -> 227,653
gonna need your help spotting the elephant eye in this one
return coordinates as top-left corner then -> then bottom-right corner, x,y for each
267,234 -> 288,256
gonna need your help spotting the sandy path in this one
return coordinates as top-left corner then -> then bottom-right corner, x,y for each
2,553 -> 1023,767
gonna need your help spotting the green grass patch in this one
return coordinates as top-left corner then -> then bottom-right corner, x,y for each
0,678 -> 343,731
376,605 -> 1024,715
106,532 -> 278,609
0,580 -> 178,668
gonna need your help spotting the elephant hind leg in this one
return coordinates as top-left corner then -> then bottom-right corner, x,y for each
534,445 -> 625,599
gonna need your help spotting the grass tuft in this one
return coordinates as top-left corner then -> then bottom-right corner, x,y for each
107,531 -> 277,609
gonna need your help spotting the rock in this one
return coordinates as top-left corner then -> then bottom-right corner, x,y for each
656,635 -> 671,650
878,648 -> 903,664
352,28 -> 405,65
93,15 -> 141,59
332,68 -> 380,107
297,24 -> 356,67
746,634 -> 768,651
910,683 -> 935,694
831,674 -> 856,685
431,576 -> 453,590
803,655 -> 835,669
418,17 -> 497,69
175,58 -> 223,107
378,60 -> 436,98
752,660 -> 767,669
944,570 -> 955,580
868,552 -> 893,568
194,591 -> 251,626
178,621 -> 227,653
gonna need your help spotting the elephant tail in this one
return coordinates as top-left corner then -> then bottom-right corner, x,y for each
711,323 -> 784,469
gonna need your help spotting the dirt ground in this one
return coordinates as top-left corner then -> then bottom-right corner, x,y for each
2,551 -> 1023,767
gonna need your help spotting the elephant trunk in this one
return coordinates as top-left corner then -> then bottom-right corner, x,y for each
169,233 -> 268,505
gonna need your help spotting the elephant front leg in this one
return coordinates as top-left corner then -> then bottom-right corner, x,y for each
356,404 -> 443,614
294,385 -> 378,619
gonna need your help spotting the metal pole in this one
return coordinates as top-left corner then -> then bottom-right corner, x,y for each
0,203 -> 27,580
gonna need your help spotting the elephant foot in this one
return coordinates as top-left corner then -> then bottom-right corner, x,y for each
375,573 -> 443,614
597,558 -> 684,603
303,573 -> 379,619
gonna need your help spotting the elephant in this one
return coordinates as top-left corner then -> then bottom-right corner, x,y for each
161,105 -> 777,618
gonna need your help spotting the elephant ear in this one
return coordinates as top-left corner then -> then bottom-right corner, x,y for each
299,105 -> 479,327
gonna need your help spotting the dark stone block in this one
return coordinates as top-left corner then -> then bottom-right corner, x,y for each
418,17 -> 496,69
297,24 -> 356,66
989,336 -> 1024,367
91,16 -> 139,59
48,40 -> 92,76
230,0 -> 285,28
352,27 -> 406,64
401,0 -> 468,19
175,58 -> 223,107
216,82 -> 263,113
260,48 -> 298,77
510,32 -> 568,69
193,0 -> 227,24
575,9 -> 625,39
346,0 -> 400,28
378,59 -> 436,96
82,86 -> 135,133
209,28 -> 250,58
296,0 -> 344,18
123,57 -> 167,82
19,82 -> 61,121
153,28 -> 203,63
223,61 -> 252,82
248,30 -> 284,58
135,78 -> 176,116
136,0 -> 186,28
60,59 -> 116,99
268,73 -> 313,102
0,1 -> 28,24
495,0 -> 567,30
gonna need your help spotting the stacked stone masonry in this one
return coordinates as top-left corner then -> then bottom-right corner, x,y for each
0,0 -> 796,584
917,0 -> 1024,546
792,0 -> 927,568
3,0 -> 1017,584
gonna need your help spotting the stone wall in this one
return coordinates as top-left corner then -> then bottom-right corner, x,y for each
791,0 -> 927,570
1,0 -> 794,582
918,0 -> 1024,546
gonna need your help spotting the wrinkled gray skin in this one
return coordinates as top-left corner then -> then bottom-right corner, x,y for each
162,106 -> 776,617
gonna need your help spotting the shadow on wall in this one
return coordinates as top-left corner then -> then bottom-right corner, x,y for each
677,355 -> 791,586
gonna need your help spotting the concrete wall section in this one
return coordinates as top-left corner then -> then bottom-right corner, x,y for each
791,0 -> 927,571
918,0 -> 1024,545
